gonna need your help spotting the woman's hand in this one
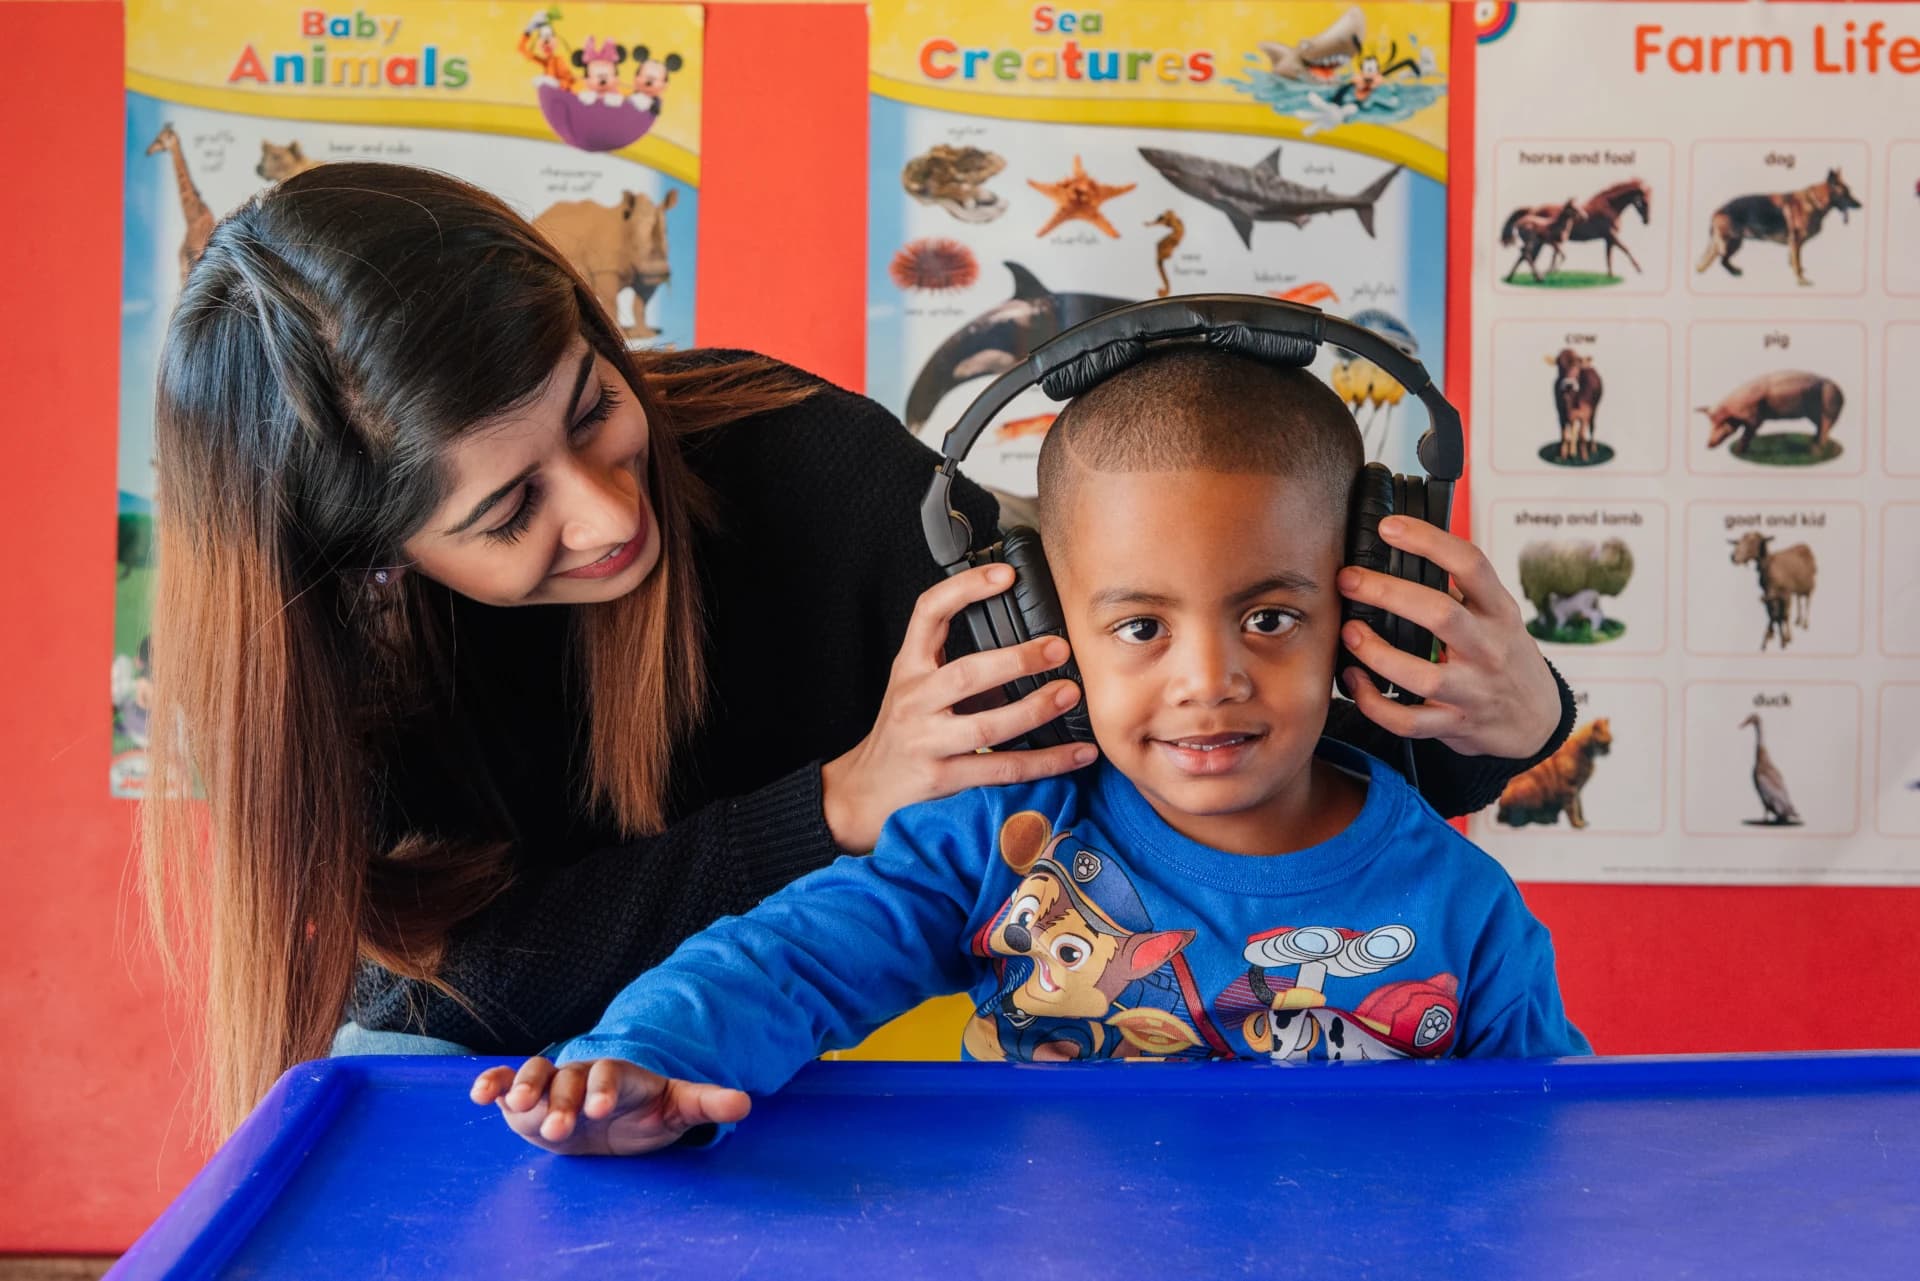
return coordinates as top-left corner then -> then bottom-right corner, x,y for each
1336,515 -> 1562,761
822,564 -> 1099,852
472,1056 -> 750,1156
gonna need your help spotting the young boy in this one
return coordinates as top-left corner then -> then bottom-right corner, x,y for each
471,349 -> 1591,1155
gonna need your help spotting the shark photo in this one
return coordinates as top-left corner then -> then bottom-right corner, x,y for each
1138,145 -> 1403,248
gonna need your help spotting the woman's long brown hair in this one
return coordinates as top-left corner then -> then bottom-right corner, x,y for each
141,164 -> 816,1137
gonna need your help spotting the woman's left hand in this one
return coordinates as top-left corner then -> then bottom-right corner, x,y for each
1335,514 -> 1562,761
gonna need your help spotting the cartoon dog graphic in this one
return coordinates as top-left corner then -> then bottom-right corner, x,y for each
1213,923 -> 1460,1061
519,8 -> 574,88
1696,168 -> 1862,287
964,812 -> 1212,1062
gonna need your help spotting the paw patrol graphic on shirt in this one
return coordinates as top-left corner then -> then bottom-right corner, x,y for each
964,813 -> 1219,1062
1212,923 -> 1460,1061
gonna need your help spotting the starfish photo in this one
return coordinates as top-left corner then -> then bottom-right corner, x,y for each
1028,155 -> 1136,238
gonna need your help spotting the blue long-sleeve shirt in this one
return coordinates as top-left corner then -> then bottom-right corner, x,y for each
554,741 -> 1589,1094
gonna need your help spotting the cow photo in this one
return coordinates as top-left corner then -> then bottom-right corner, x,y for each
1543,346 -> 1609,466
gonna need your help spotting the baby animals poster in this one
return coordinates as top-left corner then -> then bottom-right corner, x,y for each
1468,1 -> 1920,885
114,0 -> 702,797
866,0 -> 1452,503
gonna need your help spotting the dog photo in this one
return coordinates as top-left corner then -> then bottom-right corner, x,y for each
1690,141 -> 1868,294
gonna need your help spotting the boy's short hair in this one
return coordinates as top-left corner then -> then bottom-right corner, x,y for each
1035,347 -> 1363,545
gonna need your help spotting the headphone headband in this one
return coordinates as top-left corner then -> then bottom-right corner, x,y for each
920,293 -> 1463,568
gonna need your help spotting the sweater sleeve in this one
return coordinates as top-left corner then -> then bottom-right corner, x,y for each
1458,908 -> 1593,1060
1449,849 -> 1592,1059
349,763 -> 845,1053
548,788 -> 995,1096
1321,657 -> 1579,819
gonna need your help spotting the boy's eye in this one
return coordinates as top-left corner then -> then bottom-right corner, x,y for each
1115,618 -> 1165,645
1244,608 -> 1300,638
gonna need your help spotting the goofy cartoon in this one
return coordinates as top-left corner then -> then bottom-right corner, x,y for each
1302,26 -> 1437,133
963,813 -> 1219,1062
519,8 -> 574,89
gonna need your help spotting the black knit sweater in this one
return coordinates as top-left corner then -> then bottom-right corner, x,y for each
349,355 -> 1577,1051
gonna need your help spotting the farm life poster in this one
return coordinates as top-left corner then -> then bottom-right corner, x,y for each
1469,1 -> 1920,885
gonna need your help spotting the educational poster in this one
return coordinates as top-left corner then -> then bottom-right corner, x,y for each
1467,1 -> 1920,884
866,0 -> 1452,502
114,1 -> 703,796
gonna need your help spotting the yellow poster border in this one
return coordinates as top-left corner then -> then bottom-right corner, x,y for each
870,73 -> 1446,183
125,70 -> 701,187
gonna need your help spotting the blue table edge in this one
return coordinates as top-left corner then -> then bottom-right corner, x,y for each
109,1049 -> 1920,1279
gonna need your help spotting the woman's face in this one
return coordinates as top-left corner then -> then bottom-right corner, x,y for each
402,337 -> 662,607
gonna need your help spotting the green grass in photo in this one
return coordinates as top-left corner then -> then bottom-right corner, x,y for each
1538,441 -> 1616,467
1733,433 -> 1844,466
112,561 -> 156,757
1526,616 -> 1628,645
1505,270 -> 1624,289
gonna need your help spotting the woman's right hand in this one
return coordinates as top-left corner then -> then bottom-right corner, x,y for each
821,563 -> 1098,852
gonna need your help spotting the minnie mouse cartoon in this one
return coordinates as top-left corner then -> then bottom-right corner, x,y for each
572,36 -> 628,104
629,46 -> 683,116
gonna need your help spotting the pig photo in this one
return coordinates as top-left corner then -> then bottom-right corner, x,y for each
1696,370 -> 1845,464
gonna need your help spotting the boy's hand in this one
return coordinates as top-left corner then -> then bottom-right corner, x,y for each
1336,515 -> 1562,761
471,1057 -> 750,1156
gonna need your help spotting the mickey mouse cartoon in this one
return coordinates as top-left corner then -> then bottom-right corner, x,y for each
571,36 -> 628,104
628,45 -> 683,116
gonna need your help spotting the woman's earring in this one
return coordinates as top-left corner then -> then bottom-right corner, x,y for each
372,569 -> 391,586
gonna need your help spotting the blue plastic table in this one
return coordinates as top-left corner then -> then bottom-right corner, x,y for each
113,1053 -> 1920,1278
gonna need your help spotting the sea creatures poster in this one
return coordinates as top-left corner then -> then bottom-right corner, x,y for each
867,1 -> 1451,500
1468,1 -> 1920,886
114,0 -> 702,797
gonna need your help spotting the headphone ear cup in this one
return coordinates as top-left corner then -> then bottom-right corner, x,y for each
953,546 -> 1024,664
1396,475 -> 1434,675
1343,463 -> 1396,693
1388,473 -> 1413,662
1419,478 -> 1453,597
997,527 -> 1093,748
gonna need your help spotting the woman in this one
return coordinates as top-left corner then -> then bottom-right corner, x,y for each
143,164 -> 1572,1136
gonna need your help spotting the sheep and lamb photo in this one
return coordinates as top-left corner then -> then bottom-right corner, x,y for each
1518,536 -> 1634,644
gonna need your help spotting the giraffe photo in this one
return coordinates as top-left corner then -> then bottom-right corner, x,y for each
146,122 -> 215,285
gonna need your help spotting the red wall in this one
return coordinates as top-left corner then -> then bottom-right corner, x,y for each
1,0 -> 1914,1255
0,0 -> 202,1255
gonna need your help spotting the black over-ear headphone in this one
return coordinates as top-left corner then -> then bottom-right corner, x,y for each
919,293 -> 1464,750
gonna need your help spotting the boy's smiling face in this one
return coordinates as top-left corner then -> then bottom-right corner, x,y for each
1052,466 -> 1358,855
